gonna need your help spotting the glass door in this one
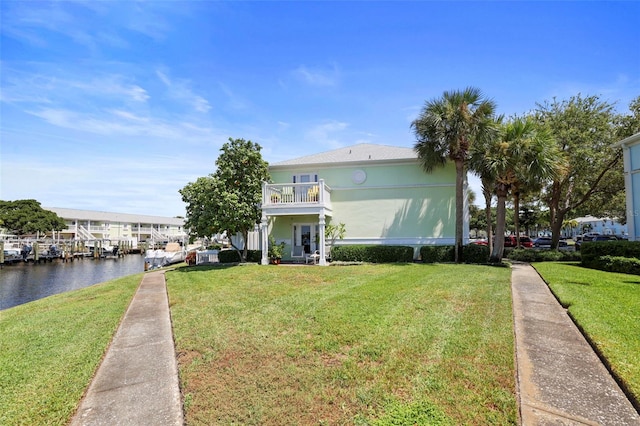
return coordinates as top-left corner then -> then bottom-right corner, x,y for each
293,224 -> 319,255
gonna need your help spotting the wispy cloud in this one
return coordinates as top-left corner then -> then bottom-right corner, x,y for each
305,120 -> 349,149
293,64 -> 340,87
1,1 -> 178,52
544,73 -> 640,111
26,107 -> 216,143
156,69 -> 211,113
1,70 -> 149,105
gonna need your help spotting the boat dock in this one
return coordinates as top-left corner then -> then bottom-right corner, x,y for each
0,239 -> 145,267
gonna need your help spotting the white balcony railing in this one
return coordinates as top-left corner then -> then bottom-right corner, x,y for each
263,180 -> 331,207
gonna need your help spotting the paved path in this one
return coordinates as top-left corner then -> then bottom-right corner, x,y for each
70,271 -> 183,426
511,263 -> 639,425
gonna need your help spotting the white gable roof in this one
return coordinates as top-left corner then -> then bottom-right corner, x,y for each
271,143 -> 418,168
45,207 -> 184,225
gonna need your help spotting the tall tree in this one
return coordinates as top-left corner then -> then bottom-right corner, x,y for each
534,95 -> 622,248
412,87 -> 497,262
473,117 -> 562,261
574,95 -> 640,223
180,138 -> 270,261
0,199 -> 66,236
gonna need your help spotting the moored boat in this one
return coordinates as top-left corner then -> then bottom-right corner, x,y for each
144,242 -> 185,269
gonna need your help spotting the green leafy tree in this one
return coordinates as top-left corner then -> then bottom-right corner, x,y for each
0,199 -> 66,236
575,95 -> 640,223
412,87 -> 497,262
519,204 -> 542,237
473,117 -> 562,261
534,95 -> 623,248
180,138 -> 270,261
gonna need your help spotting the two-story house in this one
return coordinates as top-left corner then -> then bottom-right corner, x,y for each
258,143 -> 462,265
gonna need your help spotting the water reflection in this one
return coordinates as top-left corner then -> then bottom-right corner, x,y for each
0,255 -> 145,311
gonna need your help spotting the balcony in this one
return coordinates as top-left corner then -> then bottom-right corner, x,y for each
262,180 -> 332,216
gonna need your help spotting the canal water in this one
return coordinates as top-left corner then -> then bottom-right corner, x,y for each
0,255 -> 146,311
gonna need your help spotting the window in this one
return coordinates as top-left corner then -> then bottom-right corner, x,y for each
293,173 -> 318,184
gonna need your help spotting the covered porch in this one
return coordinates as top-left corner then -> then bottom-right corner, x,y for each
260,180 -> 332,265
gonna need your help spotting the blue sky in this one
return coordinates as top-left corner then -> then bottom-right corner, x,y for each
1,1 -> 639,217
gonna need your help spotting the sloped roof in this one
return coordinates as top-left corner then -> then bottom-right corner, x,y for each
45,207 -> 184,225
271,143 -> 418,167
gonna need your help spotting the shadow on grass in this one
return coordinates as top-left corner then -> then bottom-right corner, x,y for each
172,264 -> 240,273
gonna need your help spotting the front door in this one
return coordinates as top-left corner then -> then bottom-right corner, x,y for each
293,223 -> 318,255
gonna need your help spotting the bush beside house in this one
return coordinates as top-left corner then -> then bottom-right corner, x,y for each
581,241 -> 640,274
420,245 -> 490,264
331,245 -> 414,263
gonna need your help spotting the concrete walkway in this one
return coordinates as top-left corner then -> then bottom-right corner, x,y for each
70,271 -> 183,426
511,263 -> 639,425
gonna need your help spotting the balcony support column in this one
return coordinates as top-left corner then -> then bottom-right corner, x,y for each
260,212 -> 269,265
318,213 -> 327,266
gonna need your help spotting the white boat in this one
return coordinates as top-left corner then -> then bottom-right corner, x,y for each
145,242 -> 185,268
3,243 -> 22,261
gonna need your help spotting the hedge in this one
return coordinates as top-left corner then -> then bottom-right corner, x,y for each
217,249 -> 262,263
331,245 -> 415,263
419,245 -> 490,264
506,248 -> 581,262
581,241 -> 640,269
598,255 -> 640,275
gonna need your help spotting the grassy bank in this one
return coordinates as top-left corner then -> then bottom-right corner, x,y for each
0,273 -> 142,425
167,264 -> 516,425
533,262 -> 640,404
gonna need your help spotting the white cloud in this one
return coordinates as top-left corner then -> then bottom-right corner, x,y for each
156,69 -> 211,113
293,64 -> 340,87
305,120 -> 349,149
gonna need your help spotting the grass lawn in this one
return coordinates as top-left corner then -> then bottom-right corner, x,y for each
167,263 -> 516,425
533,262 -> 640,405
0,273 -> 142,425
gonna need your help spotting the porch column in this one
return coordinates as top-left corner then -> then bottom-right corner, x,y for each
260,213 -> 269,265
318,213 -> 327,266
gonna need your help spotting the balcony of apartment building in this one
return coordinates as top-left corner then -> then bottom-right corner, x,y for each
262,180 -> 332,217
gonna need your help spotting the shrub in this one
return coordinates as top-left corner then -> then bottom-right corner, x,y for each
245,250 -> 262,263
598,255 -> 640,275
581,241 -> 640,268
420,245 -> 455,263
331,245 -> 414,263
419,245 -> 489,264
507,249 -> 580,262
462,244 -> 490,264
218,249 -> 241,263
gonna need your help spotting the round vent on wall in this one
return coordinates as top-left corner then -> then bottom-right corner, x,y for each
352,169 -> 366,184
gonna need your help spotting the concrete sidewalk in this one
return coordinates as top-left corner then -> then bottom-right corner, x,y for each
511,263 -> 639,425
70,271 -> 183,426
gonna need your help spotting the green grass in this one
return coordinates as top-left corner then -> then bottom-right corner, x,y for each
533,262 -> 640,404
0,273 -> 142,425
167,264 -> 516,425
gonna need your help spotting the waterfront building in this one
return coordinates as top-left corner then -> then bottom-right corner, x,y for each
45,207 -> 187,246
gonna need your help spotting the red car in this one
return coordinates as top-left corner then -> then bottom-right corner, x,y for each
471,236 -> 533,248
505,235 -> 533,248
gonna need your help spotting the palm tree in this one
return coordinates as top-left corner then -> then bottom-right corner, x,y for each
412,87 -> 497,262
476,117 -> 562,262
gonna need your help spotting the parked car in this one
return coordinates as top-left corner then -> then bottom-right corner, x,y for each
533,236 -> 568,249
471,236 -> 533,248
504,235 -> 533,248
575,234 -> 616,250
